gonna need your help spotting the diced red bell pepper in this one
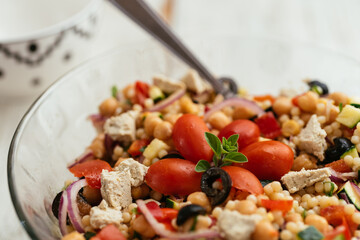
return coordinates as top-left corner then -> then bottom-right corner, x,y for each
261,199 -> 293,213
134,81 -> 150,107
69,160 -> 112,189
253,94 -> 276,104
325,159 -> 352,173
324,218 -> 352,240
127,139 -> 150,157
321,205 -> 358,235
291,93 -> 305,107
255,112 -> 282,139
91,224 -> 126,240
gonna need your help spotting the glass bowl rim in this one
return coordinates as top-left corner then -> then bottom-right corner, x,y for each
7,34 -> 360,239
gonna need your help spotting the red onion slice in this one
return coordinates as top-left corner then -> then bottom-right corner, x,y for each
58,191 -> 69,236
66,179 -> 88,233
330,169 -> 358,181
67,150 -> 94,169
338,192 -> 350,204
136,199 -> 221,239
351,182 -> 360,196
88,113 -> 108,132
147,89 -> 185,112
204,97 -> 265,121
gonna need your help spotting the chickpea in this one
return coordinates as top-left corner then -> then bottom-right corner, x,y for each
88,134 -> 105,158
144,114 -> 163,136
328,105 -> 340,123
132,215 -> 156,238
235,200 -> 257,215
82,186 -> 102,206
285,212 -> 302,223
187,192 -> 211,212
305,214 -> 328,233
180,95 -> 199,114
131,184 -> 150,199
281,120 -> 301,137
153,121 -> 172,140
297,91 -> 318,113
273,97 -> 293,115
164,113 -> 182,125
99,97 -> 118,117
233,106 -> 256,120
300,113 -> 312,124
292,153 -> 317,171
62,231 -> 85,240
329,92 -> 348,106
208,111 -> 231,130
252,220 -> 279,240
122,84 -> 135,99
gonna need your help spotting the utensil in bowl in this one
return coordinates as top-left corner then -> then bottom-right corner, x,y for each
8,36 -> 360,239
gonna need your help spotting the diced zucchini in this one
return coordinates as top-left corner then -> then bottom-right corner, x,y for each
336,105 -> 360,128
143,139 -> 169,160
333,234 -> 345,240
165,198 -> 179,209
341,146 -> 359,159
337,181 -> 360,210
297,226 -> 323,240
149,86 -> 165,102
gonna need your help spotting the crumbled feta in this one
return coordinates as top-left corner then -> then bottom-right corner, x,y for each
114,158 -> 149,187
153,74 -> 185,94
281,167 -> 332,193
100,170 -> 132,209
217,210 -> 261,240
90,200 -> 123,229
297,114 -> 327,161
104,110 -> 140,144
181,69 -> 211,94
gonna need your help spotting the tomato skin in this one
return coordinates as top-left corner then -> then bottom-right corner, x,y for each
320,205 -> 358,235
172,114 -> 213,163
255,112 -> 281,139
261,199 -> 293,213
238,141 -> 294,180
325,159 -> 352,173
222,166 -> 263,195
218,120 -> 260,150
134,81 -> 150,107
69,160 -> 112,188
128,139 -> 149,157
145,158 -> 202,195
91,224 -> 126,240
253,94 -> 276,104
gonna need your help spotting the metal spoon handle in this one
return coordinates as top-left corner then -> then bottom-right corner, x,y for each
109,0 -> 224,94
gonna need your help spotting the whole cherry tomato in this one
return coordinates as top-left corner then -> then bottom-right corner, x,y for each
145,158 -> 202,195
172,114 -> 213,163
222,166 -> 263,195
218,120 -> 260,150
237,141 -> 294,180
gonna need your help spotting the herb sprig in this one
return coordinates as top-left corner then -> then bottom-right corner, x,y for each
195,132 -> 248,172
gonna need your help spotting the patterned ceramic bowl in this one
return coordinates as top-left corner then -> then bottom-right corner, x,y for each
0,0 -> 102,98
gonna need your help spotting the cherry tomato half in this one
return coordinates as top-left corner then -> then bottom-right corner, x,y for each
172,114 -> 213,163
218,119 -> 260,150
134,81 -> 150,107
222,166 -> 263,195
237,141 -> 294,180
145,158 -> 202,195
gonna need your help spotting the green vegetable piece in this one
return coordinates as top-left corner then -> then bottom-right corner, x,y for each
311,85 -> 323,95
195,160 -> 211,172
111,86 -> 118,98
165,198 -> 178,208
351,103 -> 360,109
84,232 -> 96,240
190,215 -> 198,231
297,226 -> 323,240
227,134 -> 239,146
205,132 -> 222,156
324,182 -> 335,196
260,180 -> 272,187
139,146 -> 147,153
302,209 -> 307,219
223,152 -> 248,163
333,234 -> 345,240
339,102 -> 343,112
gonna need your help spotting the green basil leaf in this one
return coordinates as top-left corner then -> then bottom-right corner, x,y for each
205,132 -> 222,156
195,160 -> 211,172
111,86 -> 118,98
223,152 -> 248,163
351,103 -> 360,109
139,146 -> 147,153
297,226 -> 323,240
227,134 -> 239,146
220,162 -> 233,167
212,154 -> 218,167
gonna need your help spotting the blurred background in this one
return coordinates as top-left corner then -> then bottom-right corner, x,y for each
1,0 -> 360,238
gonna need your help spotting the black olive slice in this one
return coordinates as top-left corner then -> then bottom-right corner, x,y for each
161,153 -> 184,159
324,137 -> 353,163
308,80 -> 329,95
176,204 -> 206,226
52,191 -> 63,219
200,167 -> 232,206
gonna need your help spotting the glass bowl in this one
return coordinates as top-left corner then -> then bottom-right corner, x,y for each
8,35 -> 360,239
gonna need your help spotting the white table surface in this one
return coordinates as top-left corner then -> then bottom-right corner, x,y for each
2,0 -> 360,239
